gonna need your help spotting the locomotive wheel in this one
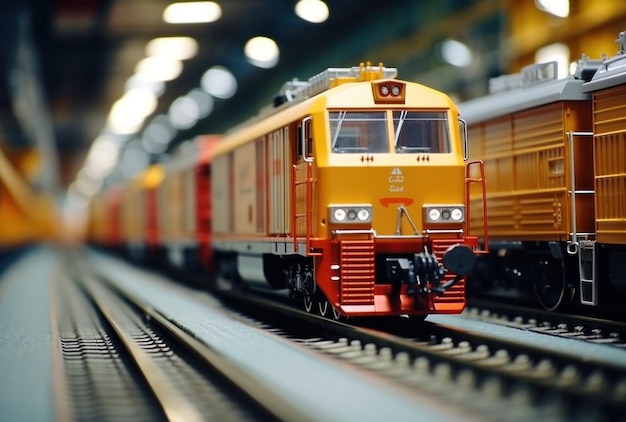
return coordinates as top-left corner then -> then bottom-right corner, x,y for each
330,306 -> 343,321
317,298 -> 330,317
303,293 -> 314,313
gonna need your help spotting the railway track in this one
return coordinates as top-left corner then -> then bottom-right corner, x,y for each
55,265 -> 284,421
69,249 -> 478,421
217,289 -> 626,421
62,249 -> 626,421
465,298 -> 626,348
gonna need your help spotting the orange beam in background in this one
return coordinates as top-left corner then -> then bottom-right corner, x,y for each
0,145 -> 58,246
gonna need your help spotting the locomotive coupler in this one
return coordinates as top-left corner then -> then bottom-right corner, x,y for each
386,251 -> 444,305
386,257 -> 413,305
386,244 -> 477,304
414,252 -> 444,295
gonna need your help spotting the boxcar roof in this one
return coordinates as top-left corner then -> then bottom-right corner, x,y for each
458,76 -> 590,124
582,53 -> 626,92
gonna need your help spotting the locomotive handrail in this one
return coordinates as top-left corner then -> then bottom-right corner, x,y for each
566,131 -> 594,255
465,160 -> 489,254
332,229 -> 377,237
424,229 -> 464,235
292,162 -> 318,255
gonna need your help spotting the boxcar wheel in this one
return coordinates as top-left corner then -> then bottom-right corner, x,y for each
533,260 -> 574,311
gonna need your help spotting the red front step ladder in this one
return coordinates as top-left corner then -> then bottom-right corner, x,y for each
339,239 -> 375,305
465,160 -> 489,254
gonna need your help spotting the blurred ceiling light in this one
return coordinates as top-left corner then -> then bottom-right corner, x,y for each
75,167 -> 103,197
125,74 -> 165,97
146,37 -> 198,60
108,88 -> 158,134
187,88 -> 214,118
86,136 -> 121,174
169,96 -> 200,130
244,36 -> 279,68
141,129 -> 169,154
535,0 -> 569,18
66,184 -> 89,209
535,42 -> 569,78
201,66 -> 237,98
295,0 -> 329,23
163,1 -> 222,23
121,142 -> 150,177
151,115 -> 177,139
440,39 -> 472,67
143,115 -> 177,152
135,57 -> 183,81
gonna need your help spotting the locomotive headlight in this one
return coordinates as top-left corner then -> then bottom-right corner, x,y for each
451,208 -> 463,221
372,81 -> 405,104
357,209 -> 370,221
424,205 -> 465,223
333,208 -> 347,222
329,205 -> 373,224
428,208 -> 441,221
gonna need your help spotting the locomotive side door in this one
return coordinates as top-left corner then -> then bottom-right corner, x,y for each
267,127 -> 292,237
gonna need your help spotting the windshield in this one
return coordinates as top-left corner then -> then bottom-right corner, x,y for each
329,110 -> 452,154
330,111 -> 389,153
393,111 -> 451,153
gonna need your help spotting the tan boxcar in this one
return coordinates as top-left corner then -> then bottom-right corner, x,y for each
460,60 -> 599,310
585,78 -> 626,244
461,33 -> 626,310
581,32 -> 626,305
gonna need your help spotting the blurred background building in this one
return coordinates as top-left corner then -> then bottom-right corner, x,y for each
0,0 -> 624,244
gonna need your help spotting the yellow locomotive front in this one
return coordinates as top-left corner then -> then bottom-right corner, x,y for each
210,64 -> 484,320
293,65 -> 483,317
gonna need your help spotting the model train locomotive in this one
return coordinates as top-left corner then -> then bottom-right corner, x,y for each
88,63 -> 487,320
460,31 -> 626,311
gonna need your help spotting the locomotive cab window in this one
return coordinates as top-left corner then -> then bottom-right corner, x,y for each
393,111 -> 451,153
330,111 -> 389,153
298,116 -> 313,162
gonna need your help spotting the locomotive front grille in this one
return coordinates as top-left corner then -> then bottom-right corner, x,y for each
339,239 -> 375,305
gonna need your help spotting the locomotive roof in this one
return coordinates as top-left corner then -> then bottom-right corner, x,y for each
212,75 -> 456,157
458,60 -> 598,124
225,63 -> 398,134
582,31 -> 626,92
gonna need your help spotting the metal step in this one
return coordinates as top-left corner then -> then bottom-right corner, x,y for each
578,240 -> 597,305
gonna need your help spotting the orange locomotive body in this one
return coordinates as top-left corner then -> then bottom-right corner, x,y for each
461,31 -> 626,311
207,64 -> 484,319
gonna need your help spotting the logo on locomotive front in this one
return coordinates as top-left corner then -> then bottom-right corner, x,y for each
388,167 -> 404,192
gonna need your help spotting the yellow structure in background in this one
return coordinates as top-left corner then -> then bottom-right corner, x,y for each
509,0 -> 626,69
0,142 -> 57,247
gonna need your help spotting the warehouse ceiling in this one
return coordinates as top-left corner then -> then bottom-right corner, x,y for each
1,0 -> 505,190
